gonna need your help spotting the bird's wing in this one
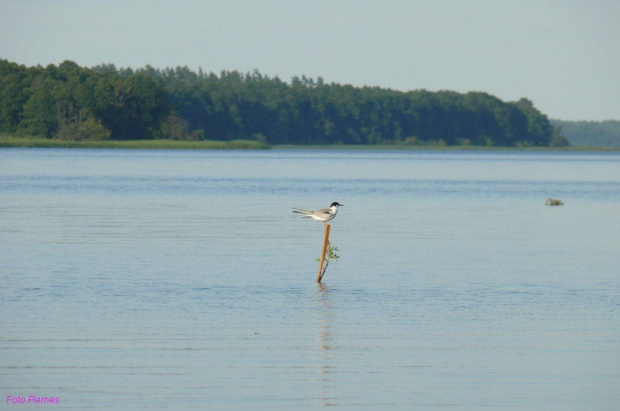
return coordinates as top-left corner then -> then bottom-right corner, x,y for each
313,208 -> 334,218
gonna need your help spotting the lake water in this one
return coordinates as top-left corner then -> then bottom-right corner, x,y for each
1,148 -> 619,409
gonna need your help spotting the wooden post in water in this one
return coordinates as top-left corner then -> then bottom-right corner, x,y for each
317,223 -> 331,283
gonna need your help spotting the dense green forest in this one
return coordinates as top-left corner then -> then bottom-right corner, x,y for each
1,59 -> 567,147
550,120 -> 620,148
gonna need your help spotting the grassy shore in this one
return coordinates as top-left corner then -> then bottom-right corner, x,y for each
0,136 -> 270,150
1,136 -> 617,151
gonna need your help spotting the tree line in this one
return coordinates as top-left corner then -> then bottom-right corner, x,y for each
550,120 -> 620,148
0,59 -> 567,147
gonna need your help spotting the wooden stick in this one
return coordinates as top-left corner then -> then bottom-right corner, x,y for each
317,223 -> 331,283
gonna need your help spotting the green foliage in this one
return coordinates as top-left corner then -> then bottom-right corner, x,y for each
19,81 -> 57,137
316,242 -> 340,280
160,115 -> 191,140
548,125 -> 570,147
0,59 -> 560,147
0,136 -> 269,149
57,115 -> 110,141
550,120 -> 620,147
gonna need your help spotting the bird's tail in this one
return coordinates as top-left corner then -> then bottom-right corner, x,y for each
292,208 -> 313,216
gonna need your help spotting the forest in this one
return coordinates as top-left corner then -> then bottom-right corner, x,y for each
551,120 -> 620,148
0,59 -> 567,147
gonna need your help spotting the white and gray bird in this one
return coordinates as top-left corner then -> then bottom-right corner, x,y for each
293,202 -> 343,224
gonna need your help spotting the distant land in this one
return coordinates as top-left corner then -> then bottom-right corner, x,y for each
550,120 -> 620,148
1,58 -> 603,149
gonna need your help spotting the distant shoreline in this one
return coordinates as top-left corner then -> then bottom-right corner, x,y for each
273,144 -> 620,152
0,137 -> 269,150
1,136 -> 618,152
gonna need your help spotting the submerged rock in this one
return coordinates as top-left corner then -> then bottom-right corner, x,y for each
545,198 -> 564,206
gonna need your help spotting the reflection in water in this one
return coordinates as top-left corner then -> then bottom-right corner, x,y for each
316,282 -> 333,406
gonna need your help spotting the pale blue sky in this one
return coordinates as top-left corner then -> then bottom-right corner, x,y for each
1,0 -> 618,121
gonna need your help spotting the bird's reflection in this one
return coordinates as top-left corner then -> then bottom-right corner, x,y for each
317,282 -> 332,352
315,282 -> 334,406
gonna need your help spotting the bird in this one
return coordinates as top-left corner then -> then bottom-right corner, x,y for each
293,202 -> 343,225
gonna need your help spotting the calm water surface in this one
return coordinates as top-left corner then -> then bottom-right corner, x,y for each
1,148 -> 619,409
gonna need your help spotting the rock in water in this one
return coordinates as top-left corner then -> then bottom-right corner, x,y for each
545,198 -> 564,206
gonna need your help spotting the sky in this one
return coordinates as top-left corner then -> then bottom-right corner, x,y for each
1,0 -> 618,121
